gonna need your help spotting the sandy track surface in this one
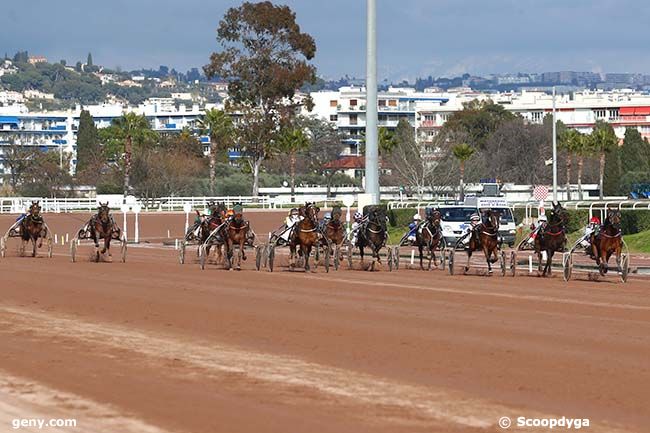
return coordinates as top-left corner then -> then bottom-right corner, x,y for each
1,212 -> 649,432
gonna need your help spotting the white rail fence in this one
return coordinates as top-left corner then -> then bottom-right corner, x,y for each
0,196 -> 275,213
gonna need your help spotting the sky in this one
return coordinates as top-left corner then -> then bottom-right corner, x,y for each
2,0 -> 650,81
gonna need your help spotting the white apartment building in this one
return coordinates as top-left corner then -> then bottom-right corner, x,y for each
0,99 -> 224,177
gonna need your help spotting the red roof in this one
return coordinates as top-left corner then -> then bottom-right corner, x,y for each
323,156 -> 366,170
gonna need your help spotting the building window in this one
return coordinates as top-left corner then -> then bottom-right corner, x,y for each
388,99 -> 397,107
330,100 -> 337,107
349,114 -> 358,125
378,99 -> 386,107
593,109 -> 607,119
424,114 -> 434,122
329,114 -> 338,122
609,109 -> 619,120
531,111 -> 544,123
350,99 -> 357,106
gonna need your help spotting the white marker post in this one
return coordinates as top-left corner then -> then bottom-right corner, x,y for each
183,203 -> 192,235
120,204 -> 129,242
132,204 -> 142,244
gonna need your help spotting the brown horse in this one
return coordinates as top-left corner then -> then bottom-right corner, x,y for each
289,203 -> 320,272
322,206 -> 345,262
86,202 -> 121,262
464,209 -> 501,274
225,206 -> 249,270
534,202 -> 569,276
194,202 -> 228,264
591,208 -> 623,275
20,201 -> 48,257
415,208 -> 443,270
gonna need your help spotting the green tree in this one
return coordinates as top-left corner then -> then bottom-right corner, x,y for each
297,115 -> 344,197
204,1 -> 316,197
75,110 -> 101,174
621,128 -> 650,173
559,129 -> 584,200
588,121 -> 619,199
443,100 -> 516,149
276,127 -> 310,202
105,113 -> 158,199
452,143 -> 476,201
603,145 -> 622,196
197,108 -> 234,194
87,52 -> 93,67
378,127 -> 397,156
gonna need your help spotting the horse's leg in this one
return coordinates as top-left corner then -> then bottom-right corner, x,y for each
418,244 -> 424,270
237,239 -> 244,270
604,250 -> 613,274
304,244 -> 311,272
545,251 -> 554,276
484,245 -> 492,274
464,244 -> 472,273
32,236 -> 37,257
241,235 -> 247,261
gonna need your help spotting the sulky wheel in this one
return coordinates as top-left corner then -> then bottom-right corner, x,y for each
199,244 -> 206,270
562,252 -> 573,282
393,246 -> 400,270
448,248 -> 455,275
500,250 -> 506,276
334,244 -> 340,271
510,251 -> 517,277
620,254 -> 629,283
268,245 -> 275,272
121,237 -> 127,263
324,244 -> 330,273
387,247 -> 393,272
70,239 -> 77,263
255,245 -> 262,271
179,240 -> 186,264
346,244 -> 353,269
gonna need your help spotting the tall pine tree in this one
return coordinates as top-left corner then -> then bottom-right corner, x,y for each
76,110 -> 100,173
603,145 -> 622,196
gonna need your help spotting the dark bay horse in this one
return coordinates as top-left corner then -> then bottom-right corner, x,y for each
415,208 -> 443,269
535,202 -> 569,276
87,202 -> 121,262
225,206 -> 249,270
464,209 -> 501,274
591,208 -> 623,275
20,201 -> 48,257
289,203 -> 320,272
357,206 -> 388,271
322,206 -> 346,261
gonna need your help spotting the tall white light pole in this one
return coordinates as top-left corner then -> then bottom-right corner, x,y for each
552,87 -> 558,202
365,0 -> 379,204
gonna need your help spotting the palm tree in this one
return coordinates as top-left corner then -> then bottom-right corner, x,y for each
112,113 -> 157,200
276,128 -> 310,203
588,121 -> 619,199
559,129 -> 583,200
197,109 -> 233,195
452,143 -> 475,202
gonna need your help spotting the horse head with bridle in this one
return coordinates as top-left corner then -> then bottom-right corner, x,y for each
357,205 -> 388,270
89,202 -> 121,261
324,206 -> 345,246
535,201 -> 569,276
289,202 -> 320,272
225,203 -> 249,270
415,207 -> 443,269
592,207 -> 623,275
20,201 -> 48,257
464,208 -> 501,274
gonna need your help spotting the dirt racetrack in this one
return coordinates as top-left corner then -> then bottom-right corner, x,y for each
1,211 -> 649,432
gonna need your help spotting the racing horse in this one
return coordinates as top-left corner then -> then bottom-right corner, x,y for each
322,206 -> 346,262
591,208 -> 624,275
535,202 -> 569,276
415,207 -> 443,270
224,204 -> 249,270
357,205 -> 388,271
200,201 -> 229,264
85,202 -> 122,262
464,209 -> 501,274
20,201 -> 49,257
289,202 -> 320,272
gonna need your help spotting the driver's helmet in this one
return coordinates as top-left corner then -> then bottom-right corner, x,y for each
413,213 -> 422,221
590,216 -> 601,225
470,213 -> 481,222
354,211 -> 363,221
226,209 -> 235,217
538,214 -> 548,223
323,212 -> 332,220
289,208 -> 299,216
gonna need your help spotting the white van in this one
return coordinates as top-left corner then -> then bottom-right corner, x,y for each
438,197 -> 517,247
